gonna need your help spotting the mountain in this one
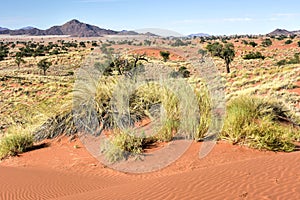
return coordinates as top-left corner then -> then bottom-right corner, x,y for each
187,33 -> 210,37
291,30 -> 300,35
19,26 -> 36,30
267,29 -> 293,36
134,28 -> 183,37
118,30 -> 139,35
44,19 -> 118,37
0,19 -> 120,37
0,27 -> 9,31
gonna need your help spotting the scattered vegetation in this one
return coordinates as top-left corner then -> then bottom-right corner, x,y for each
0,34 -> 300,161
243,51 -> 265,60
276,53 -> 300,67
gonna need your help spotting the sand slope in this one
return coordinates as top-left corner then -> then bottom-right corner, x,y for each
0,138 -> 299,200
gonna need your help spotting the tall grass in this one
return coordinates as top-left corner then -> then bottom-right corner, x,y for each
0,127 -> 34,159
221,95 -> 299,151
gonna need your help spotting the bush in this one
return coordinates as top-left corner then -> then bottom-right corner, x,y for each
262,38 -> 272,47
285,39 -> 293,45
242,40 -> 248,45
160,51 -> 170,62
221,95 -> 298,152
249,41 -> 258,47
92,42 -> 98,47
276,59 -> 287,67
170,66 -> 190,78
171,39 -> 189,47
243,51 -> 265,60
100,130 -> 145,163
276,35 -> 287,41
276,53 -> 300,66
0,133 -> 34,159
79,41 -> 86,48
198,49 -> 207,56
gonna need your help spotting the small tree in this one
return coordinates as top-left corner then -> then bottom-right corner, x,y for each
206,42 -> 235,73
38,58 -> 52,75
15,55 -> 26,70
262,38 -> 272,47
285,39 -> 293,45
160,51 -> 170,62
249,41 -> 258,47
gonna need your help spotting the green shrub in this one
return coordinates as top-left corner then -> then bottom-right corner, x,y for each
221,95 -> 298,152
170,66 -> 190,78
243,51 -> 265,60
100,130 -> 146,163
249,41 -> 258,47
242,40 -> 248,45
0,133 -> 34,159
285,39 -> 293,45
198,49 -> 207,56
160,51 -> 170,62
276,59 -> 287,67
276,35 -> 287,41
262,38 -> 272,47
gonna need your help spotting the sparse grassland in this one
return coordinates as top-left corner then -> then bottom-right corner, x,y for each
0,35 -> 300,160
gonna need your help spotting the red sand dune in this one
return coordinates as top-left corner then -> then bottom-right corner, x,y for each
1,137 -> 300,199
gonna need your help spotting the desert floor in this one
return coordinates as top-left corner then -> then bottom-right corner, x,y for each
0,137 -> 299,200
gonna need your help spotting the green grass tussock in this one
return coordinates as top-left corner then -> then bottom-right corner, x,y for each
0,132 -> 34,159
221,95 -> 299,152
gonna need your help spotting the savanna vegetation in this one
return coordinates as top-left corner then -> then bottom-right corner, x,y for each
0,34 -> 299,161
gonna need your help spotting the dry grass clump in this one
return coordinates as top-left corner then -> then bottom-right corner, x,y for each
0,126 -> 34,159
221,95 -> 299,151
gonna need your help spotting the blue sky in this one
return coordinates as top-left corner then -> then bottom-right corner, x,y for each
1,0 -> 300,35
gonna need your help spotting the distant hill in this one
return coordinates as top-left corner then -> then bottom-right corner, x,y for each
0,19 -> 139,37
187,33 -> 210,37
135,28 -> 183,37
291,30 -> 300,35
0,27 -> 9,31
19,26 -> 36,30
267,29 -> 293,36
267,28 -> 300,36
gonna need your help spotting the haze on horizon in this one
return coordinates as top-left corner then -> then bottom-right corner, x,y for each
1,0 -> 300,36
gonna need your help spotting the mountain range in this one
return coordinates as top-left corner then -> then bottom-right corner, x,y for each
1,19 -> 298,37
0,19 -> 138,37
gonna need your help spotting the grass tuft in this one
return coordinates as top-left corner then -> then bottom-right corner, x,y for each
221,95 -> 299,151
0,132 -> 34,159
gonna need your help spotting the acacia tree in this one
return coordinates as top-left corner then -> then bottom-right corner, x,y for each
160,51 -> 170,62
15,55 -> 26,70
103,54 -> 148,76
38,58 -> 52,75
206,42 -> 235,73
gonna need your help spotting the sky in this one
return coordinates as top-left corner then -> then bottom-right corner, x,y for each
1,0 -> 300,35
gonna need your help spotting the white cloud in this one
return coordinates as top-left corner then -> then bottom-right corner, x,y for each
273,13 -> 300,17
223,17 -> 253,22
